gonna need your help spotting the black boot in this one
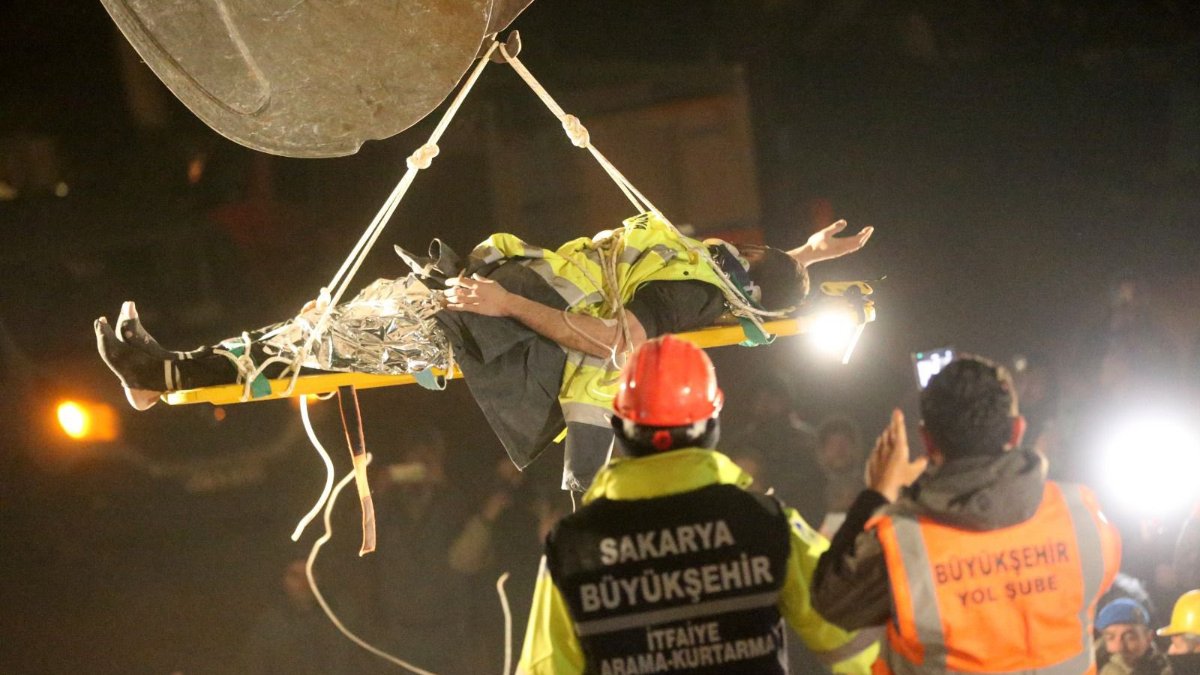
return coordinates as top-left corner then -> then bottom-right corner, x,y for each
117,301 -> 208,360
95,316 -> 171,410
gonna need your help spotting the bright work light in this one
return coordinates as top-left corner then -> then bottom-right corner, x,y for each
1099,411 -> 1200,516
808,309 -> 864,364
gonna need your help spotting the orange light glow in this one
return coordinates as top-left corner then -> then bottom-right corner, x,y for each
187,156 -> 206,184
56,400 -> 119,442
289,394 -> 323,409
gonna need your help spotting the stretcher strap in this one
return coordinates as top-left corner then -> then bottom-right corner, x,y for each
336,385 -> 376,556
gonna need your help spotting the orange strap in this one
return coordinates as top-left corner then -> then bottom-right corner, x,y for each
336,385 -> 376,556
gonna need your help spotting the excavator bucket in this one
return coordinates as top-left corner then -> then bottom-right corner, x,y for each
100,0 -> 533,157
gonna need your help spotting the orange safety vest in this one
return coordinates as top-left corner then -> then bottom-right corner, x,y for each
869,481 -> 1121,675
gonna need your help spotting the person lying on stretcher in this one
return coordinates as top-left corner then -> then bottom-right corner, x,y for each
96,214 -> 873,490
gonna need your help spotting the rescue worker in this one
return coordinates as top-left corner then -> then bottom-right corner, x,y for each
97,215 -> 872,490
517,335 -> 879,674
1095,598 -> 1169,675
1159,589 -> 1200,674
812,355 -> 1122,673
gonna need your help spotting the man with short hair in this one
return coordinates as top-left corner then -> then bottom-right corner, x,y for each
1096,598 -> 1170,675
1159,589 -> 1200,674
516,335 -> 879,674
812,355 -> 1122,673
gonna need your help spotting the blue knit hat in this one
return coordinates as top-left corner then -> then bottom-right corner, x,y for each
1097,598 -> 1151,630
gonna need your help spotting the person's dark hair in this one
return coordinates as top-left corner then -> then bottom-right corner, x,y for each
743,245 -> 809,312
818,417 -> 860,449
612,417 -> 720,457
920,356 -> 1018,459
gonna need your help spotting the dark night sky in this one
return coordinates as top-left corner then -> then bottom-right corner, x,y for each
1,2 -> 1199,673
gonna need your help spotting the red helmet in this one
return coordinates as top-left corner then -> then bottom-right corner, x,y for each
613,335 -> 724,427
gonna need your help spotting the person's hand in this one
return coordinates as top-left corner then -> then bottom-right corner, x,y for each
865,409 -> 928,502
444,274 -> 513,317
789,220 -> 874,266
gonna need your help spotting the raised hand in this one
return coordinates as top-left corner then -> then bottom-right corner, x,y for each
788,220 -> 875,266
865,409 -> 928,502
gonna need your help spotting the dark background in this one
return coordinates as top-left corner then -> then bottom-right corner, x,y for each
1,1 -> 1198,673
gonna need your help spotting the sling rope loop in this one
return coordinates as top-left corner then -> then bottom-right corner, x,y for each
270,39 -> 502,400
224,33 -> 788,404
496,39 -> 787,355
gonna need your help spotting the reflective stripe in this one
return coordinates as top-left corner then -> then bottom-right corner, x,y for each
890,515 -> 947,670
882,483 -> 1106,675
573,591 -> 778,637
1060,483 -> 1103,671
814,626 -> 883,665
520,257 -> 602,309
617,242 -> 677,267
561,401 -> 611,426
475,216 -> 731,468
618,243 -> 644,267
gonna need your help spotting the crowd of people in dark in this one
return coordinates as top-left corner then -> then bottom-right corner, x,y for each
228,269 -> 1199,674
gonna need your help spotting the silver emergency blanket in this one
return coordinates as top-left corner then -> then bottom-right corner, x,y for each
262,276 -> 450,375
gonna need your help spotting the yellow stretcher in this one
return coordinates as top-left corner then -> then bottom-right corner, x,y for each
164,299 -> 873,407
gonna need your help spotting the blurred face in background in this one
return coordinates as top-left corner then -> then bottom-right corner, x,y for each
282,560 -> 313,607
817,431 -> 858,473
1103,623 -> 1153,662
1169,634 -> 1200,655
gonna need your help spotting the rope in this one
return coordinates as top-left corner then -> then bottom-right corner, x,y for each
560,115 -> 589,148
306,457 -> 439,675
216,33 -> 787,403
406,143 -> 440,170
287,40 -> 500,396
498,43 -> 655,216
497,43 -> 787,344
220,40 -> 501,402
291,395 -> 335,542
212,331 -> 294,401
496,573 -> 513,675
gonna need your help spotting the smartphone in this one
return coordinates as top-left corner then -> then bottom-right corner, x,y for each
912,347 -> 955,389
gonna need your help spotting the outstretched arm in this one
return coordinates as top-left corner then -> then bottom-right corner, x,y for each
788,220 -> 875,268
444,275 -> 647,359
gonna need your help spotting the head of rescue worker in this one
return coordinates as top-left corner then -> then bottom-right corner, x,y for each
1095,597 -> 1170,674
515,335 -> 879,675
1159,590 -> 1200,673
810,354 -> 1122,674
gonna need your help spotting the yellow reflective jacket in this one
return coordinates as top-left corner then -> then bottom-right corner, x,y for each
470,213 -> 733,490
516,448 -> 880,674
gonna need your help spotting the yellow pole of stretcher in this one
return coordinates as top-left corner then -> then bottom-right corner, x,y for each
164,281 -> 878,401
